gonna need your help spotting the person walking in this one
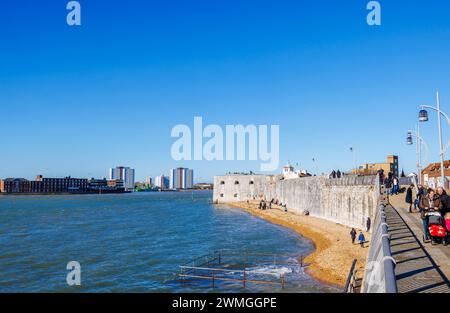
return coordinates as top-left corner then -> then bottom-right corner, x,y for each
384,176 -> 392,195
377,168 -> 385,184
419,189 -> 442,243
393,176 -> 399,195
358,231 -> 366,248
350,228 -> 357,244
406,184 -> 414,213
415,185 -> 424,211
366,217 -> 371,232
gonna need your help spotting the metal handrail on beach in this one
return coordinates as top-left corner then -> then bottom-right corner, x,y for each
344,259 -> 358,293
177,251 -> 302,289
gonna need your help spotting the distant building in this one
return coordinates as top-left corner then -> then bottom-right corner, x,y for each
154,175 -> 169,190
109,166 -> 135,191
0,176 -> 88,194
193,183 -> 213,190
352,155 -> 399,177
169,167 -> 194,189
107,179 -> 124,189
88,178 -> 126,193
282,163 -> 311,179
146,177 -> 153,186
422,160 -> 450,189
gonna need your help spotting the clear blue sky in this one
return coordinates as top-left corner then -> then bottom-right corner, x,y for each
1,0 -> 449,182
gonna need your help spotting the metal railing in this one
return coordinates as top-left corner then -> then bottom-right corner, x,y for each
362,180 -> 398,293
177,251 -> 302,289
344,259 -> 358,293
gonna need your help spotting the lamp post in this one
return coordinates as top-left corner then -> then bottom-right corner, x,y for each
406,126 -> 429,185
418,91 -> 450,187
312,158 -> 319,176
350,147 -> 357,175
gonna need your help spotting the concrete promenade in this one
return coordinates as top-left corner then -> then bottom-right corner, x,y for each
388,193 -> 450,293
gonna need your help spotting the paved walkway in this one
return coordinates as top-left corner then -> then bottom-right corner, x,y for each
387,193 -> 450,293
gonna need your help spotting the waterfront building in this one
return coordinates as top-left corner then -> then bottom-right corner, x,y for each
155,175 -> 169,190
0,176 -> 88,193
186,169 -> 194,189
282,163 -> 311,179
169,167 -> 194,189
109,166 -> 135,191
107,179 -> 124,189
352,155 -> 399,177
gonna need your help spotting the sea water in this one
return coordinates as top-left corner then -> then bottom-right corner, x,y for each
0,191 -> 339,292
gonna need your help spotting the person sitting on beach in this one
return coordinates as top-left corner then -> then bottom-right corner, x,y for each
358,231 -> 365,248
350,228 -> 356,244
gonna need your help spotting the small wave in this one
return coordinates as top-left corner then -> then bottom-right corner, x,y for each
246,265 -> 293,277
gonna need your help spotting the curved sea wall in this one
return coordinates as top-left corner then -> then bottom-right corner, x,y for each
213,175 -> 379,230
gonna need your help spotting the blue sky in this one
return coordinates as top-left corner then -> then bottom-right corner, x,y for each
0,0 -> 449,182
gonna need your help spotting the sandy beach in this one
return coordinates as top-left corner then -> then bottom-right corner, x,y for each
228,201 -> 371,287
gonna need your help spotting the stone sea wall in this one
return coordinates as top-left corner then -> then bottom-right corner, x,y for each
213,174 -> 378,230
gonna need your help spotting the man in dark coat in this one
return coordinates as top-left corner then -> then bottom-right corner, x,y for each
366,217 -> 371,232
350,228 -> 357,244
384,177 -> 392,195
406,184 -> 414,212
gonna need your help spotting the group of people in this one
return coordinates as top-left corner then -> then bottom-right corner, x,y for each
350,228 -> 366,247
349,217 -> 371,248
407,185 -> 450,244
258,199 -> 288,212
378,169 -> 400,195
329,170 -> 343,179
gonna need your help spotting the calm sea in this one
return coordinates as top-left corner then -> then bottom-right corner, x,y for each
0,191 -> 339,292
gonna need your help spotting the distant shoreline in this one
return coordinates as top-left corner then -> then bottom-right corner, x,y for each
0,189 -> 212,196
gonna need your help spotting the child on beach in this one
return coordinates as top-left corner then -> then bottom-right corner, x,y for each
358,231 -> 365,248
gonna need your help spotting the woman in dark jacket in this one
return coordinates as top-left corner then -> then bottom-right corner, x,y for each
406,184 -> 414,213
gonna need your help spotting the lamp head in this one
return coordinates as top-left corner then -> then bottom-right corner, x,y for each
406,132 -> 413,145
419,109 -> 429,122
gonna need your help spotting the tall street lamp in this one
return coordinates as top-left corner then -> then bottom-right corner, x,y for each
418,91 -> 450,187
350,147 -> 357,175
406,125 -> 429,185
